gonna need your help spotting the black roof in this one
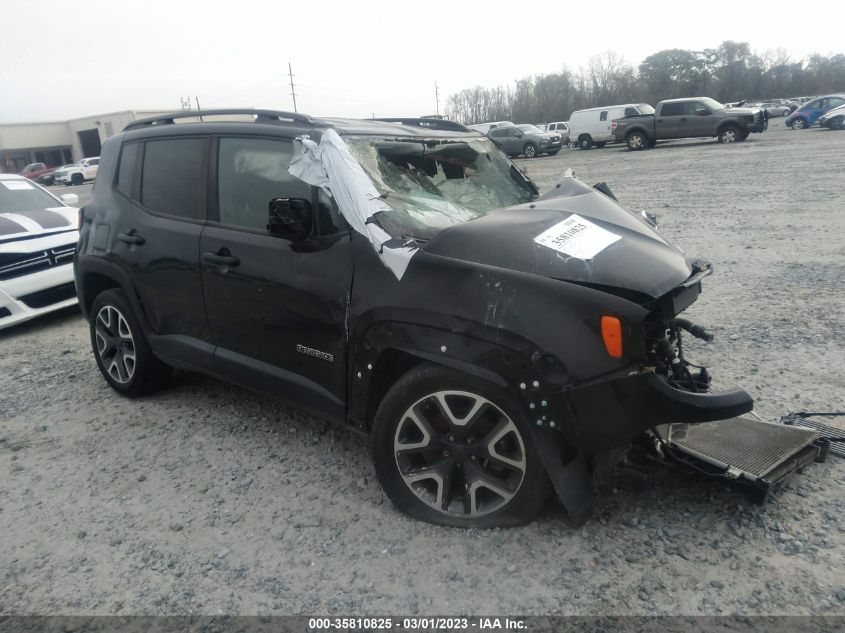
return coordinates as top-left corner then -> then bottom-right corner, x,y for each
123,109 -> 480,138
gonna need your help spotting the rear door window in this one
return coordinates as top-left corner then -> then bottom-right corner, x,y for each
599,111 -> 608,121
140,138 -> 207,220
661,103 -> 684,116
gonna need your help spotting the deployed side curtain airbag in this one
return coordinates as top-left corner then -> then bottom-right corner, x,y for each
288,129 -> 416,280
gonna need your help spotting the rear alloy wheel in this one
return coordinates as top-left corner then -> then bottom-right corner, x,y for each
71,173 -> 84,185
718,125 -> 741,143
792,117 -> 807,130
626,131 -> 647,150
372,364 -> 548,527
522,143 -> 537,158
90,288 -> 171,397
578,135 -> 593,150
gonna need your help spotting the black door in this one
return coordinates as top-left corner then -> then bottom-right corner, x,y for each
200,135 -> 352,418
111,138 -> 212,351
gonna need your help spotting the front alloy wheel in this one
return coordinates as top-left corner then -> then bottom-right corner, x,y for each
394,391 -> 526,517
95,305 -> 136,383
523,143 -> 537,158
792,118 -> 807,129
372,363 -> 549,527
719,126 -> 740,143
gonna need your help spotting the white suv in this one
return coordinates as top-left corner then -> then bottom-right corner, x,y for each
55,157 -> 100,186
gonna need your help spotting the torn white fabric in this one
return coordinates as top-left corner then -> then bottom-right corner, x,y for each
288,129 -> 416,280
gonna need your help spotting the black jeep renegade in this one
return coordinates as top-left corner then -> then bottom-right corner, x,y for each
74,109 -> 752,527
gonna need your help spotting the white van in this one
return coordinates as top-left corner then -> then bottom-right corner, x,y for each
569,104 -> 654,149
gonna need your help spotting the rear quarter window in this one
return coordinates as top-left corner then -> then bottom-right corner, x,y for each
116,142 -> 141,196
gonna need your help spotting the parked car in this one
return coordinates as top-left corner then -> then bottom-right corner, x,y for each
817,103 -> 845,130
544,121 -> 570,145
36,168 -> 59,186
488,124 -> 562,157
74,109 -> 771,528
753,102 -> 791,117
466,121 -> 513,135
569,104 -> 655,150
0,174 -> 80,329
54,157 -> 100,186
17,162 -> 53,182
612,97 -> 767,150
785,95 -> 845,129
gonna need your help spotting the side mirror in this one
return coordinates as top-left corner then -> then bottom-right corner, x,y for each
268,197 -> 312,241
60,193 -> 79,206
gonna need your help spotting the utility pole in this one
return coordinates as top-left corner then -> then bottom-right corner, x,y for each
288,62 -> 298,113
195,96 -> 203,121
434,81 -> 440,116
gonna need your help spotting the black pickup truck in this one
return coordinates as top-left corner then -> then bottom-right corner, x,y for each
612,97 -> 768,150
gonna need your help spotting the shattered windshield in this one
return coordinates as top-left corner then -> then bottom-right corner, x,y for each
345,136 -> 537,240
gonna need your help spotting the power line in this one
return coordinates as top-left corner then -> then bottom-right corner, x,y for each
288,62 -> 298,113
435,81 -> 440,115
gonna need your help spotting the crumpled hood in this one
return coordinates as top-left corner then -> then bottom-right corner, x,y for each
422,174 -> 693,299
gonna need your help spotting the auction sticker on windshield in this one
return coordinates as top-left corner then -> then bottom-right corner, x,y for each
534,214 -> 621,260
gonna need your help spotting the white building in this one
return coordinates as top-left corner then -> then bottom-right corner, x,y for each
0,110 -> 172,173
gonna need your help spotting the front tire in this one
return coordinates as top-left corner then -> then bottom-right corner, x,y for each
829,117 -> 843,130
792,117 -> 807,130
626,131 -> 648,150
89,289 -> 171,397
718,125 -> 741,143
372,363 -> 549,528
522,143 -> 537,158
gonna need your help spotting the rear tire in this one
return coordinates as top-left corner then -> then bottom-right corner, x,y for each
626,131 -> 648,150
372,363 -> 549,528
89,289 -> 171,397
578,135 -> 593,150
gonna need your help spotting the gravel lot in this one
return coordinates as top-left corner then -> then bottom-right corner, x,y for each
2,122 -> 844,616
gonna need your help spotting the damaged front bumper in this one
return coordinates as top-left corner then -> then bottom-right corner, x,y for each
548,370 -> 753,453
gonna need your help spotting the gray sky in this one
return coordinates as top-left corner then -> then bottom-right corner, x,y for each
2,0 -> 842,122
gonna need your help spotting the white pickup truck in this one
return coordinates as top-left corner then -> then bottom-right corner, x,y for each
54,157 -> 100,186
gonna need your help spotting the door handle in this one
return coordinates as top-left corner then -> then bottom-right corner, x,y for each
202,250 -> 240,267
117,232 -> 145,245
